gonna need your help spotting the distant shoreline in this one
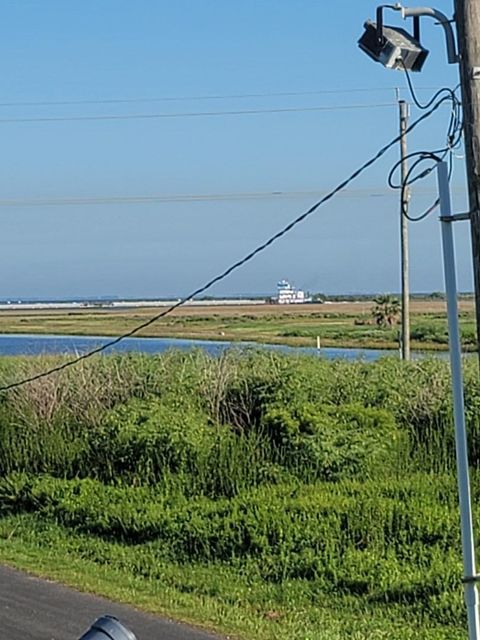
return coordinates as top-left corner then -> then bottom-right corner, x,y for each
0,299 -> 474,353
0,298 -> 267,311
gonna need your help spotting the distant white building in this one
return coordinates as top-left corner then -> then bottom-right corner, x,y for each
276,280 -> 310,304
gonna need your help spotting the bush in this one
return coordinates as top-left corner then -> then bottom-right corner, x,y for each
0,472 -> 464,623
260,402 -> 400,481
411,323 -> 448,344
0,350 -> 478,481
89,397 -> 214,484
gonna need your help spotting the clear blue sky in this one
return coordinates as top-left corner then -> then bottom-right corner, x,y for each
0,0 -> 471,298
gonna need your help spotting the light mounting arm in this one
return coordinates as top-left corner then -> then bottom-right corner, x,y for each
395,5 -> 459,64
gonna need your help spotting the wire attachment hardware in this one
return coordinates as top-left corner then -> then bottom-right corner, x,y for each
439,211 -> 471,222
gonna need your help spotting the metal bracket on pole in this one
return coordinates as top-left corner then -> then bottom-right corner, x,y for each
376,4 -> 404,44
389,4 -> 459,63
439,212 -> 472,222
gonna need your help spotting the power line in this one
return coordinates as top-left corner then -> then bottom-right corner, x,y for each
0,86 -> 445,108
0,103 -> 398,124
0,186 -> 464,208
0,96 -> 448,392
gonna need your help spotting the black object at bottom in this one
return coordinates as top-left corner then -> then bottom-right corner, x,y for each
78,615 -> 137,640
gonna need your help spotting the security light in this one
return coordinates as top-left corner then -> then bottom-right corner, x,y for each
78,615 -> 137,640
358,19 -> 428,71
358,4 -> 458,70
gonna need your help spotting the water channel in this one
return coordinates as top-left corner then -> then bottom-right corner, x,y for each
0,333 -> 438,361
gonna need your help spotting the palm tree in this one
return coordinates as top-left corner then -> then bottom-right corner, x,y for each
372,294 -> 401,328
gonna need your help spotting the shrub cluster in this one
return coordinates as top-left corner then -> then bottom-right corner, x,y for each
0,472 -> 464,621
0,350 -> 478,627
0,349 -> 476,476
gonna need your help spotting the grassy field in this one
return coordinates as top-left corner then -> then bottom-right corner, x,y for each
0,298 -> 475,351
0,350 -> 479,639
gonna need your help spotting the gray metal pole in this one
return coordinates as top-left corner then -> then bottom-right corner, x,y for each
399,99 -> 411,361
437,160 -> 480,640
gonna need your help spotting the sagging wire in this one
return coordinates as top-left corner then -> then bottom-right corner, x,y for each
0,96 -> 449,392
387,62 -> 463,222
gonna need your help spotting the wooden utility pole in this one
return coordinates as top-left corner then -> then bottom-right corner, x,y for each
399,98 -> 411,360
455,0 -> 480,357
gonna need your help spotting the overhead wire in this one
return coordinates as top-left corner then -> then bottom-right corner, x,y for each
0,86 -> 445,107
0,186 -> 456,208
0,96 -> 450,392
0,102 -> 398,124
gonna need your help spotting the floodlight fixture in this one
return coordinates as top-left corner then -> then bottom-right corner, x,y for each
358,18 -> 428,71
78,615 -> 137,640
358,4 -> 458,71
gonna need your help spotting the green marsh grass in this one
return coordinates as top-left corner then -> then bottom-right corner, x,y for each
0,350 -> 479,638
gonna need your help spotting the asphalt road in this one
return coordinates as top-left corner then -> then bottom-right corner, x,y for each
0,565 -> 223,640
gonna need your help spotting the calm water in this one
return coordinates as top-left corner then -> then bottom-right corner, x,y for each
0,333 -> 397,361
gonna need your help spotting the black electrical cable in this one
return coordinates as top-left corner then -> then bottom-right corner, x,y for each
387,65 -> 463,223
401,152 -> 445,222
402,62 -> 458,112
0,97 -> 448,393
390,148 -> 453,222
388,147 -> 454,221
